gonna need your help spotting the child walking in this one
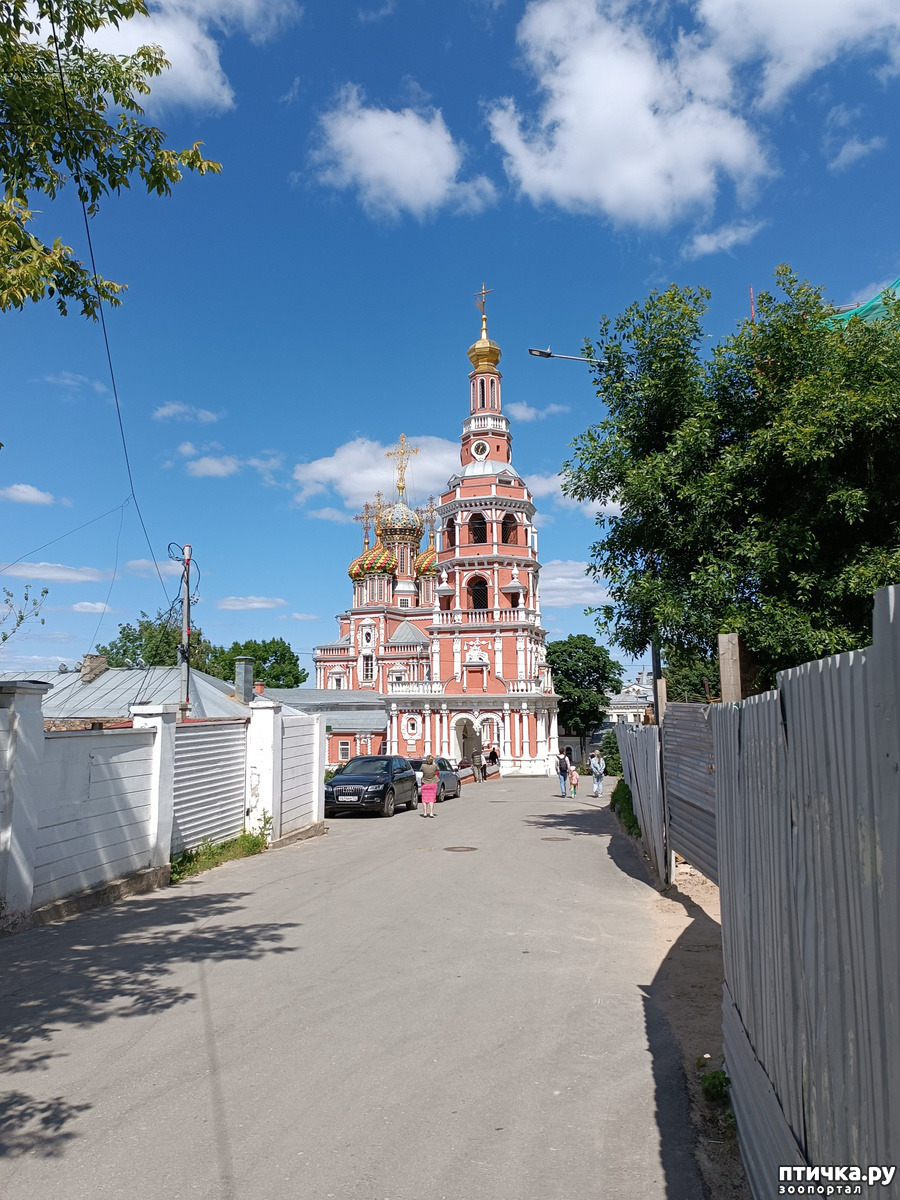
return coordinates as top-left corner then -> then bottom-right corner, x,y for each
568,762 -> 579,798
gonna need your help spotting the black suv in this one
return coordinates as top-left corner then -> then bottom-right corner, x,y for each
324,755 -> 418,818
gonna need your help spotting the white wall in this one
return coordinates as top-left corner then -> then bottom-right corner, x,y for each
34,729 -> 156,907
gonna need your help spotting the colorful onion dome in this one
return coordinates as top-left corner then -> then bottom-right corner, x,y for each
358,542 -> 398,575
414,540 -> 437,576
380,498 -> 424,541
348,548 -> 369,580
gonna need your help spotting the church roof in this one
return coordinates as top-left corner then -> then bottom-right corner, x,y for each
387,621 -> 430,646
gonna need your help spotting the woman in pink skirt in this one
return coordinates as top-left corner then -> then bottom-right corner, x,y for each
420,754 -> 439,817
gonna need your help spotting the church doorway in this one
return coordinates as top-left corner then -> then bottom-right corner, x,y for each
451,715 -> 482,764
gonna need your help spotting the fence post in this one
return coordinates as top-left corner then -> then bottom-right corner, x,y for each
311,714 -> 326,824
0,682 -> 51,914
131,703 -> 179,868
247,699 -> 283,840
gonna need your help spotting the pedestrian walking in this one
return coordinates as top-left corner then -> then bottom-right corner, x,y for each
420,754 -> 439,817
568,761 -> 580,797
471,747 -> 483,782
590,750 -> 606,798
555,749 -> 570,797
487,746 -> 499,768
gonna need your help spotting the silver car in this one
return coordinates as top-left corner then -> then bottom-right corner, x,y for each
409,756 -> 461,802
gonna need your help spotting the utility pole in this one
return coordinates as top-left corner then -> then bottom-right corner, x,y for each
180,543 -> 192,721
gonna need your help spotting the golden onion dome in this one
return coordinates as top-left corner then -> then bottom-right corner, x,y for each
467,311 -> 502,374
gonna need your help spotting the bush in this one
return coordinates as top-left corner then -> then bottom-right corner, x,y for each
600,729 -> 622,775
609,780 -> 641,838
701,1069 -> 731,1105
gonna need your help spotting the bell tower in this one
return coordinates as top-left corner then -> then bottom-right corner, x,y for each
461,284 -> 512,470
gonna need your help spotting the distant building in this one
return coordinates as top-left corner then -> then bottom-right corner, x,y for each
307,299 -> 559,774
605,672 -> 655,726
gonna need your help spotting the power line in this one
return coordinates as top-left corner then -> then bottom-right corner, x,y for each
86,501 -> 126,655
0,497 -> 131,574
47,15 -> 168,604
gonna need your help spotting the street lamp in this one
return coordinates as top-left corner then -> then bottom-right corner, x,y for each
527,347 -> 606,366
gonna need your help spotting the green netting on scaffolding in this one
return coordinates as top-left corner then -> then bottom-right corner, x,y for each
827,277 -> 900,326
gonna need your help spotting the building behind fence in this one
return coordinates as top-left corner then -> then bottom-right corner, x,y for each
0,684 -> 325,921
616,584 -> 900,1199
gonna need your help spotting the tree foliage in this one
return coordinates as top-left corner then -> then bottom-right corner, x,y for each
0,0 -> 221,318
96,612 -> 308,687
662,648 -> 718,704
1,583 -> 48,643
208,639 -> 307,688
564,266 -> 900,685
96,608 -> 217,670
545,634 -> 624,739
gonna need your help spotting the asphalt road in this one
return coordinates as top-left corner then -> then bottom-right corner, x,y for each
0,776 -> 703,1200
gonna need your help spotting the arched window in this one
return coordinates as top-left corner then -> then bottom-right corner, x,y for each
468,512 -> 487,544
501,513 -> 518,545
490,378 -> 496,408
467,575 -> 489,610
471,381 -> 476,408
445,518 -> 455,550
478,379 -> 485,408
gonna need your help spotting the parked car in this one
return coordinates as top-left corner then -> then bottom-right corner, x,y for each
324,755 -> 418,818
408,756 -> 462,802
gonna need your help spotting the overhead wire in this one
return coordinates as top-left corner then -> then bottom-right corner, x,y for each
0,497 -> 131,575
86,500 -> 126,655
46,13 -> 169,604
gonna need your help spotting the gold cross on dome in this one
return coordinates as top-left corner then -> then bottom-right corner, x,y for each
353,502 -> 372,549
474,282 -> 492,316
385,433 -> 419,497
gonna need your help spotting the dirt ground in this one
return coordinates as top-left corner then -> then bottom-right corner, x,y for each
649,857 -> 752,1200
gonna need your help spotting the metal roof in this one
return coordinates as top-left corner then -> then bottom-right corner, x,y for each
0,667 -> 253,720
267,687 -> 387,712
387,620 -> 429,646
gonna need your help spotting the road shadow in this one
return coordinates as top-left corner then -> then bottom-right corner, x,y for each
0,887 -> 298,1159
524,796 -> 728,1199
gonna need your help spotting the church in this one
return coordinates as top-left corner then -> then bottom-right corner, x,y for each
311,297 -> 559,776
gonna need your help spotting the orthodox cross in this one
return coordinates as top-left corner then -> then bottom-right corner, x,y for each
372,490 -> 384,537
353,502 -> 372,550
474,282 -> 493,337
418,494 -> 437,543
385,433 -> 419,497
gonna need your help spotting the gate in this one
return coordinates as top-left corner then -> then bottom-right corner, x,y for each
662,702 -> 718,883
278,715 -> 319,838
172,720 -> 248,855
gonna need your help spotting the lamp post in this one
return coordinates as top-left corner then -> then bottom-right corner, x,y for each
527,347 -> 606,366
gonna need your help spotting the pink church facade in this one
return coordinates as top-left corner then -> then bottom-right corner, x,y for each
313,306 -> 559,775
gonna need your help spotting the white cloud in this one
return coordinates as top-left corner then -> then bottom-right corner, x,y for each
696,0 -> 900,106
539,560 -> 607,608
488,0 -> 768,228
247,455 -> 284,485
42,372 -> 107,394
153,402 -> 222,423
217,596 -> 288,610
294,435 -> 460,511
313,84 -> 497,219
683,219 -> 766,258
0,561 -> 107,583
358,1 -> 395,21
178,441 -> 198,457
290,612 -> 318,621
307,507 -> 357,523
505,401 -> 570,422
88,1 -> 303,113
524,472 -> 619,519
187,455 -> 242,478
827,135 -> 887,172
0,483 -> 55,505
70,601 -> 114,614
126,559 -> 184,578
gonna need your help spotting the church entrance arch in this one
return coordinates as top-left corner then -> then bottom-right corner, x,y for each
450,713 -> 482,763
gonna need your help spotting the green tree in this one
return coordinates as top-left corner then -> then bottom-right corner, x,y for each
545,634 -> 624,759
662,648 -> 718,704
96,608 -> 217,671
207,639 -> 308,688
1,0 -> 221,318
564,266 -> 900,686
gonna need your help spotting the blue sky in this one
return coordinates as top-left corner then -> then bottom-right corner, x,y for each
3,0 -> 899,677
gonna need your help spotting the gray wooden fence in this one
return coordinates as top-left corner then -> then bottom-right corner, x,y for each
662,703 -> 718,884
709,583 -> 900,1198
615,723 -> 669,886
